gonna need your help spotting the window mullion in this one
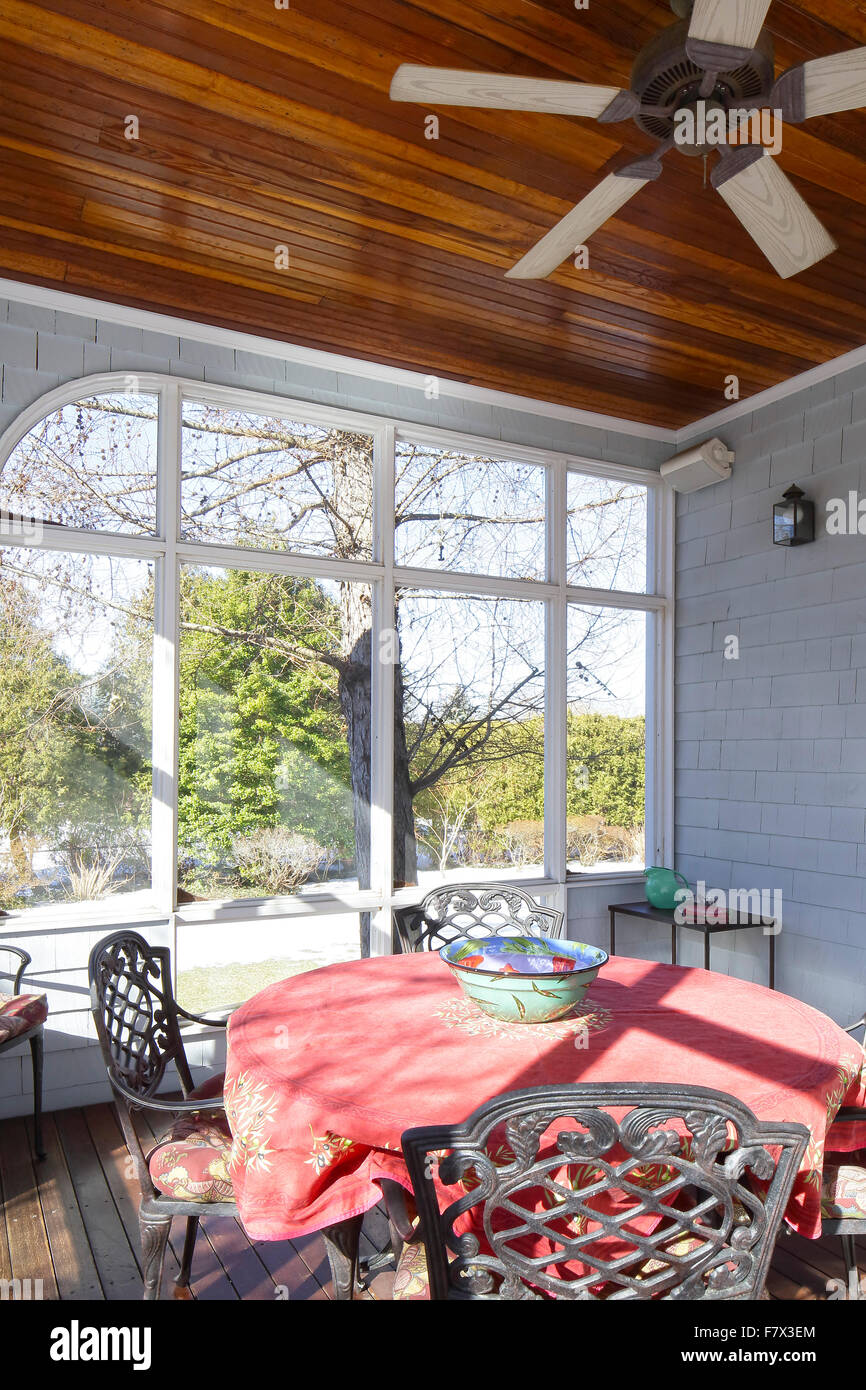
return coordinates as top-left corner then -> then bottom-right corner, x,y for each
0,524 -> 164,560
174,540 -> 381,584
545,458 -> 566,889
370,424 -> 395,954
563,586 -> 664,611
656,485 -> 676,865
393,565 -> 557,600
151,380 -> 181,919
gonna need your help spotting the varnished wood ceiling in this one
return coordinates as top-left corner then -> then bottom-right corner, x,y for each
3,0 -> 866,427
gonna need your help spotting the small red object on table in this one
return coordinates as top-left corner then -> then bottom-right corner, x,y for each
224,952 -> 865,1244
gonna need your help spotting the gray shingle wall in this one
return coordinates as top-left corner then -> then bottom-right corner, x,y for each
674,368 -> 866,1023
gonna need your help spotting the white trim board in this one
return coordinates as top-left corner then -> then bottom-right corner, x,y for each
3,275 -> 862,451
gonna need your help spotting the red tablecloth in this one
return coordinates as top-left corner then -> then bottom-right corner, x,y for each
224,952 -> 865,1241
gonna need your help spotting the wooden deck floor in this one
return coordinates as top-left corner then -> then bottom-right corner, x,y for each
0,1102 -> 863,1302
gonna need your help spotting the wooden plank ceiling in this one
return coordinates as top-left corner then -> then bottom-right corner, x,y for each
2,0 -> 866,428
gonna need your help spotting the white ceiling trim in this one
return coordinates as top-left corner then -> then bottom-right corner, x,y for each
2,275 -> 865,449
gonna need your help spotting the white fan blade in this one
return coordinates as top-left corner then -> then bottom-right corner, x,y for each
715,151 -> 836,278
505,173 -> 650,280
389,65 -> 626,117
688,0 -> 772,52
802,47 -> 866,118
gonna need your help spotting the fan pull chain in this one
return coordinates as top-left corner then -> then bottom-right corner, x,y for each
703,153 -> 708,188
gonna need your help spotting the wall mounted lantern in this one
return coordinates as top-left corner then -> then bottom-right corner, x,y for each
773,483 -> 815,546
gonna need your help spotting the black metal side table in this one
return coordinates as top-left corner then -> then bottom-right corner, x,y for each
607,900 -> 776,990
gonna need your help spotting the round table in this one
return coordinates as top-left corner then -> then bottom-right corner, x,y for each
224,951 -> 865,1248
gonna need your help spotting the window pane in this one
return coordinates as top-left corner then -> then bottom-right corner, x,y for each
175,912 -> 363,1012
567,473 -> 647,592
0,393 -> 158,535
396,589 -> 545,886
0,548 -> 153,912
566,605 -> 646,873
181,404 -> 373,558
395,439 -> 546,580
178,566 -> 370,902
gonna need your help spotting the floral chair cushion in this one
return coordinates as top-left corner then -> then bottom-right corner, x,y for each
146,1072 -> 235,1203
821,1155 -> 866,1221
392,1238 -> 431,1300
0,992 -> 48,1044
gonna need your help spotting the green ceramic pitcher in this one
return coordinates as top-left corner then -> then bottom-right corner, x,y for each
644,866 -> 692,911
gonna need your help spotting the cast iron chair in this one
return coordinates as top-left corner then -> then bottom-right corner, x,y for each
819,1006 -> 866,1299
399,1082 -> 808,1301
0,944 -> 47,1160
393,883 -> 564,954
88,929 -> 241,1299
89,929 -> 384,1301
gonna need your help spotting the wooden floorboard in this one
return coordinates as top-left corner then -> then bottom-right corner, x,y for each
0,1119 -> 14,1288
1,1101 -> 863,1302
196,1215 -> 276,1300
53,1107 -> 142,1300
27,1112 -> 103,1299
82,1103 -> 182,1301
251,1230 -> 333,1302
0,1114 -> 60,1299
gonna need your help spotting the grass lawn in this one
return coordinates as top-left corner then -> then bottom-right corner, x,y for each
177,955 -> 328,1013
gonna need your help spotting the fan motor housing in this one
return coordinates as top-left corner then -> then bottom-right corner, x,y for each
631,19 -> 774,143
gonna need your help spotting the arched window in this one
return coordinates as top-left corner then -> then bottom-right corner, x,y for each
0,372 -> 669,1007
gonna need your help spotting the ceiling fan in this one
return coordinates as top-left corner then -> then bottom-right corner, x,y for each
389,0 -> 866,280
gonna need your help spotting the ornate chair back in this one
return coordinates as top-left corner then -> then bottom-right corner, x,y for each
88,930 -> 195,1197
393,884 -> 564,954
402,1082 -> 808,1301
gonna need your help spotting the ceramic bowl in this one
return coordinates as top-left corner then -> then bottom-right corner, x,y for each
440,934 -> 608,1024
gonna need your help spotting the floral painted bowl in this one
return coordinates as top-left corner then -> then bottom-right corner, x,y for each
440,935 -> 608,1025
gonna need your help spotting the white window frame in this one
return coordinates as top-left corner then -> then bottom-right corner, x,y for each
0,372 -> 674,958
